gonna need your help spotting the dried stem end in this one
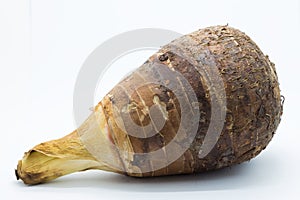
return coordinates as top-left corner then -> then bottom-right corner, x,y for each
15,131 -> 120,185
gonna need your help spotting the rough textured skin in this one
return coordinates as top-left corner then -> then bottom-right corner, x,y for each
101,25 -> 282,176
16,25 -> 283,184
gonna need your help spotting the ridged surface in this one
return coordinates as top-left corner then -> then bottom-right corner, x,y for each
101,25 -> 282,176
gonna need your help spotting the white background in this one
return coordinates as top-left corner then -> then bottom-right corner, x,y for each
0,0 -> 299,199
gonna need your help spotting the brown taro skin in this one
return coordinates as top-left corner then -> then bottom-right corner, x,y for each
15,25 -> 283,185
101,25 -> 283,177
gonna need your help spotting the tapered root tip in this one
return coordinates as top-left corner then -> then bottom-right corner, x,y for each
15,157 -> 45,185
15,130 -> 124,185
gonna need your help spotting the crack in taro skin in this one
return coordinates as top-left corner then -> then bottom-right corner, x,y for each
101,25 -> 282,176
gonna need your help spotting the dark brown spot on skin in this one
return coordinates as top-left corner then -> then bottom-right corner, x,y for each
158,54 -> 168,62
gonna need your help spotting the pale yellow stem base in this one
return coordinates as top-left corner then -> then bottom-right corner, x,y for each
16,130 -> 122,185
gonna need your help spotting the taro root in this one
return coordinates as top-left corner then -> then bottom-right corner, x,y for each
16,25 -> 283,185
